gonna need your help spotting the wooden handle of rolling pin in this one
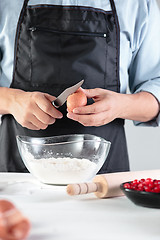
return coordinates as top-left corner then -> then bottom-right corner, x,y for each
66,169 -> 160,199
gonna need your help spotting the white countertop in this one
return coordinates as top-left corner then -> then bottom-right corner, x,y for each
0,173 -> 160,240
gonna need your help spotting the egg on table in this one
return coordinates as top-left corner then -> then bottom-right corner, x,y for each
0,199 -> 30,240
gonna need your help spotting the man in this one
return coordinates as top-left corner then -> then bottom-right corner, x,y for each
0,0 -> 159,172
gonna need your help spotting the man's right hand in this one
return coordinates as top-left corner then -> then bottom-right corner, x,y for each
0,88 -> 63,130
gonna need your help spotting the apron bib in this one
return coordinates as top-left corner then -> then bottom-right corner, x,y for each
0,0 -> 129,173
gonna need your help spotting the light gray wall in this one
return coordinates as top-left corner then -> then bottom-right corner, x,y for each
125,0 -> 160,171
125,120 -> 160,171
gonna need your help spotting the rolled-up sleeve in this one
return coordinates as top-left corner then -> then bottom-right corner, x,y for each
0,48 -> 2,82
128,0 -> 160,127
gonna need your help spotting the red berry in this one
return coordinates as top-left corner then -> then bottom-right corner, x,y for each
137,183 -> 144,191
150,189 -> 155,193
153,186 -> 160,193
145,178 -> 153,185
138,183 -> 143,188
146,178 -> 152,181
123,183 -> 131,189
148,183 -> 154,189
144,186 -> 151,192
124,178 -> 160,193
131,185 -> 137,190
132,179 -> 139,185
153,180 -> 160,186
139,179 -> 145,183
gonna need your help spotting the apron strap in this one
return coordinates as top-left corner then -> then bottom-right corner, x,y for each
18,0 -> 30,23
109,0 -> 120,92
23,0 -> 30,9
109,0 -> 120,29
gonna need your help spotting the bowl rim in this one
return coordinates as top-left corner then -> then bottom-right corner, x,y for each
16,134 -> 111,147
120,182 -> 160,196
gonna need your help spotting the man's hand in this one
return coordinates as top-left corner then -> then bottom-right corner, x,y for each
67,88 -> 159,126
2,88 -> 63,130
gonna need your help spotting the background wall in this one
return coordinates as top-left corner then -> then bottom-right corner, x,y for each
125,120 -> 160,171
125,0 -> 160,171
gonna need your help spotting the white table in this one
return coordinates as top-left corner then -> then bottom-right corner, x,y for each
0,173 -> 160,240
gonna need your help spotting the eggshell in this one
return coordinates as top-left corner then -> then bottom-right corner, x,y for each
0,200 -> 30,240
67,89 -> 87,112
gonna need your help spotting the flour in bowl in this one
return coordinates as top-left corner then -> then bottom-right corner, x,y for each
25,155 -> 97,184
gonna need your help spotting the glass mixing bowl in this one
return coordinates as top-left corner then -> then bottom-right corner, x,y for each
16,134 -> 111,185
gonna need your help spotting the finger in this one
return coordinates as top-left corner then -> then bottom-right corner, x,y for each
81,88 -> 104,98
44,93 -> 56,102
24,122 -> 41,130
36,94 -> 63,119
67,111 -> 110,126
14,114 -> 40,130
28,115 -> 50,130
73,101 -> 109,114
33,104 -> 56,125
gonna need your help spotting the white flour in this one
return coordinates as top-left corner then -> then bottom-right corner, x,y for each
24,155 -> 97,185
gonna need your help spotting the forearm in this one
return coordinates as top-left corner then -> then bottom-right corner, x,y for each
119,91 -> 160,122
0,87 -> 19,115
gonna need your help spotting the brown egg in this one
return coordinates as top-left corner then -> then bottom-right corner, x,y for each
0,199 -> 14,212
67,89 -> 87,112
0,200 -> 30,240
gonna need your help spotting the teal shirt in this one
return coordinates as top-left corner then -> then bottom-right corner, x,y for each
0,0 -> 160,126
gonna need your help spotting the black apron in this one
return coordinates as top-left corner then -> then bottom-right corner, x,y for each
0,0 -> 129,173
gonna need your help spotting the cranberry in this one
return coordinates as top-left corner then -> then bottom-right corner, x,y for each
138,183 -> 143,188
123,178 -> 160,193
132,179 -> 139,185
131,185 -> 137,190
144,186 -> 151,192
153,180 -> 160,186
153,186 -> 160,193
137,186 -> 144,191
139,178 -> 145,183
123,183 -> 131,189
148,183 -> 154,189
145,178 -> 153,185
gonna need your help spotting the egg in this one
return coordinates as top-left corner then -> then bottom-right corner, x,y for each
0,199 -> 30,240
67,89 -> 87,112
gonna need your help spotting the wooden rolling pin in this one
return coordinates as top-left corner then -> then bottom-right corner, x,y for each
66,169 -> 160,198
